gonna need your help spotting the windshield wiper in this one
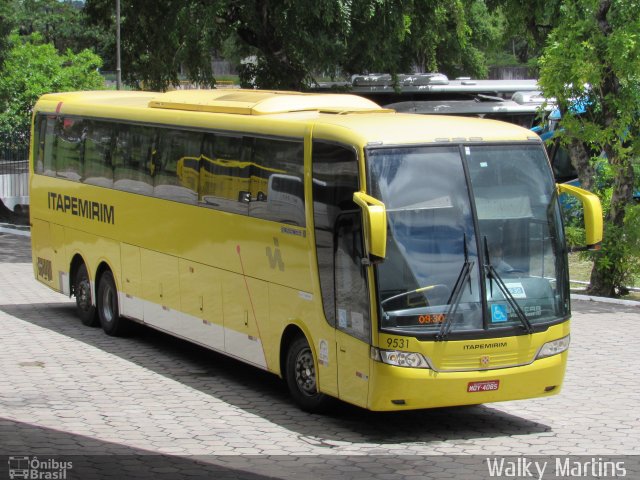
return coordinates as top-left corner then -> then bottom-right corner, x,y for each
437,235 -> 474,341
483,237 -> 534,334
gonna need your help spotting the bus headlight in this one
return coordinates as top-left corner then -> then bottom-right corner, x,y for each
536,335 -> 570,359
371,347 -> 431,369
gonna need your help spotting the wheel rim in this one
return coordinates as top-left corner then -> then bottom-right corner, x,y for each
100,282 -> 115,324
294,347 -> 317,396
77,278 -> 92,313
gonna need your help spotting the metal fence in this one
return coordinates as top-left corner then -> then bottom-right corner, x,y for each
0,132 -> 30,214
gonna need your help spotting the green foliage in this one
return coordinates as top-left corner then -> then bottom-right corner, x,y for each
588,203 -> 640,290
0,34 -> 104,136
538,0 -> 640,296
85,0 -> 223,90
564,225 -> 586,248
0,0 -> 13,67
401,0 -> 487,78
8,0 -> 110,58
84,0 -> 501,90
487,0 -> 562,63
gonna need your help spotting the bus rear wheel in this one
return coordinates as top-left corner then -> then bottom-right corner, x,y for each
285,336 -> 333,412
75,263 -> 98,327
97,270 -> 129,336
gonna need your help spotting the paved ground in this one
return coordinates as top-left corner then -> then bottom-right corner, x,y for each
0,232 -> 639,479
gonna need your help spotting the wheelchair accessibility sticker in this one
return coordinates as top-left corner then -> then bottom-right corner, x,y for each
491,304 -> 509,323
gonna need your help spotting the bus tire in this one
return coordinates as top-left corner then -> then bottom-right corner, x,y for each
285,336 -> 333,412
97,270 -> 129,336
75,263 -> 98,327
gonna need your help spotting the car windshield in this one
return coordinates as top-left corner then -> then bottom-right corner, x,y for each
367,144 -> 568,337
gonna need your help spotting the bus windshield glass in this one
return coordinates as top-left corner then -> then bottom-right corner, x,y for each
367,143 -> 568,337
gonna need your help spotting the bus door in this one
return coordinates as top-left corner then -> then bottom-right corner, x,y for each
334,213 -> 372,407
311,139 -> 371,407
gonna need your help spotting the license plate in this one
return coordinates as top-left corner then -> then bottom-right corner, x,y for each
467,380 -> 500,392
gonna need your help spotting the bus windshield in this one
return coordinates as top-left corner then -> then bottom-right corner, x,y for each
367,143 -> 568,337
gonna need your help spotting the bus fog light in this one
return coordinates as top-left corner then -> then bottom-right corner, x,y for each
371,347 -> 431,369
536,335 -> 570,359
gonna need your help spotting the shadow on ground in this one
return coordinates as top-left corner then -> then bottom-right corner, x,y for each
1,301 -> 551,448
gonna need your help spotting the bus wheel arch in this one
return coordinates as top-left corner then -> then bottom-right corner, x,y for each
70,255 -> 98,327
95,263 -> 130,336
280,325 -> 333,412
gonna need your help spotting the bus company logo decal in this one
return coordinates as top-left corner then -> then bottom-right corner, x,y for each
47,192 -> 115,225
463,341 -> 508,351
281,226 -> 306,238
8,456 -> 73,479
266,238 -> 285,271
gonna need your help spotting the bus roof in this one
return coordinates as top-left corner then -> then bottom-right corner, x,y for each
147,89 -> 387,115
35,90 -> 541,146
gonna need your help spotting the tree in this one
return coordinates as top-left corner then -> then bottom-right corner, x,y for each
0,34 -> 104,136
0,0 -> 13,67
538,0 -> 640,296
7,0 -> 111,58
84,0 -> 492,91
487,0 -> 562,64
84,0 -> 223,90
403,0 -> 499,79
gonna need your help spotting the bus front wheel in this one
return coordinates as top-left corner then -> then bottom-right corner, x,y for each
97,271 -> 129,336
285,336 -> 333,412
75,263 -> 98,327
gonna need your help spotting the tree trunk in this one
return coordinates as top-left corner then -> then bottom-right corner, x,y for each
567,138 -> 596,191
587,154 -> 635,297
585,0 -> 635,297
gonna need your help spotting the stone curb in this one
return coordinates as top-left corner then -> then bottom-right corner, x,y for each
0,225 -> 30,237
571,293 -> 640,307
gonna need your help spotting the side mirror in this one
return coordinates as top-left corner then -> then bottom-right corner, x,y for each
353,191 -> 387,261
557,183 -> 603,250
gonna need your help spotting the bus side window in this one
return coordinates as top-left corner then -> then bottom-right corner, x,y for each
250,137 -> 305,226
199,133 -> 249,215
42,116 -> 57,176
83,121 -> 115,188
33,115 -> 47,174
312,140 -> 360,327
154,128 -> 201,204
112,124 -> 154,195
54,116 -> 86,182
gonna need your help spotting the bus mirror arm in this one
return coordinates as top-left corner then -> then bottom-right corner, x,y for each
353,192 -> 387,261
557,183 -> 603,250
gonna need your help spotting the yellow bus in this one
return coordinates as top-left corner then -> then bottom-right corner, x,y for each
29,89 -> 602,412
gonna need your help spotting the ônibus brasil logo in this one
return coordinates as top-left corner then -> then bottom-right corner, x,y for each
8,456 -> 73,479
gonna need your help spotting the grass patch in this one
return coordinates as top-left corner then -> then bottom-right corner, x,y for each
568,253 -> 640,301
568,253 -> 593,283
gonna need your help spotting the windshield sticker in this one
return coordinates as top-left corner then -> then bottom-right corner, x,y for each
480,161 -> 488,168
351,312 -> 364,334
338,308 -> 348,329
504,282 -> 527,299
491,304 -> 509,323
465,147 -> 471,155
318,339 -> 329,366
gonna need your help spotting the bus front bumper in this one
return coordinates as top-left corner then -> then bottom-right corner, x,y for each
367,351 -> 567,411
